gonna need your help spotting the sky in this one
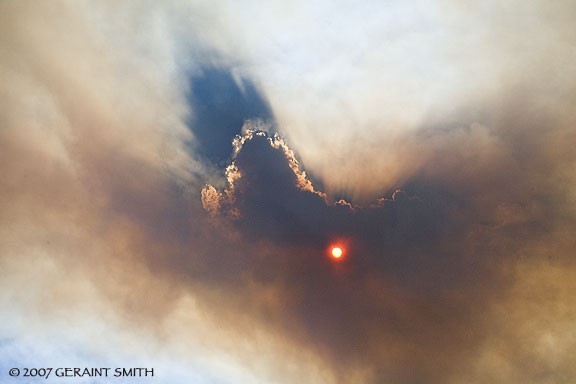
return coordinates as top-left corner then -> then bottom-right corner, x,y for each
1,0 -> 576,383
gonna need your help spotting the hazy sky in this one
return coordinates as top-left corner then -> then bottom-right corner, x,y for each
2,1 -> 576,383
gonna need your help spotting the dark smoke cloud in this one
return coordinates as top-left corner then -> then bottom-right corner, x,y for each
195,124 -> 561,383
2,1 -> 576,383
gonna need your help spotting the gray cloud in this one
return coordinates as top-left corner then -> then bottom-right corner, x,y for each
2,1 -> 576,383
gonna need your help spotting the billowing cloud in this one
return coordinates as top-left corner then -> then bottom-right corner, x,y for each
2,0 -> 576,383
195,121 -> 576,382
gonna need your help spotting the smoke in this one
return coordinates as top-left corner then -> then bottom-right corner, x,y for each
1,0 -> 576,383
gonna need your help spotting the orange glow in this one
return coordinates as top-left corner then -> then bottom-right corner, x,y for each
331,247 -> 343,259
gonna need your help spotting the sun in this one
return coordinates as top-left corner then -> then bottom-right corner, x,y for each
331,247 -> 343,259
